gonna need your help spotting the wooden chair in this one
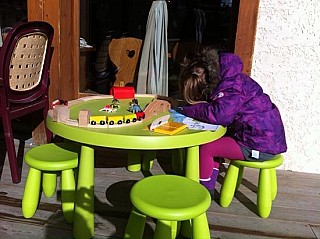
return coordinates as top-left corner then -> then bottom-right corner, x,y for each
108,37 -> 143,88
0,21 -> 54,183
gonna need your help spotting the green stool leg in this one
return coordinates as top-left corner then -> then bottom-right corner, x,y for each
170,221 -> 178,239
124,207 -> 146,239
183,146 -> 200,238
192,213 -> 210,239
127,150 -> 142,172
270,168 -> 277,200
42,172 -> 57,197
220,163 -> 240,208
61,169 -> 76,223
22,168 -> 41,218
180,219 -> 192,238
73,146 -> 95,239
176,221 -> 181,238
236,165 -> 244,189
154,220 -> 174,239
142,151 -> 156,171
257,169 -> 272,218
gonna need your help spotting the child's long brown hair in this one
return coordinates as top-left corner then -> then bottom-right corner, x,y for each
180,46 -> 220,104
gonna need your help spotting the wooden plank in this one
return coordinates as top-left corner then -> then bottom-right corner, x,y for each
27,0 -> 43,21
207,211 -> 316,239
1,144 -> 320,239
234,0 -> 260,75
43,0 -> 61,104
28,0 -> 78,103
27,0 -> 60,144
60,0 -> 78,101
72,0 -> 80,98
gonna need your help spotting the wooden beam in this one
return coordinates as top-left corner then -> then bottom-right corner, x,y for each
28,0 -> 78,144
234,0 -> 260,76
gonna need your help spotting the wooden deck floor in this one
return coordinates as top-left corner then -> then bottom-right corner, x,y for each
0,141 -> 320,239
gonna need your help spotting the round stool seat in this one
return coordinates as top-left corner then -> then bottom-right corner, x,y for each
25,143 -> 79,171
130,175 -> 211,221
232,154 -> 284,169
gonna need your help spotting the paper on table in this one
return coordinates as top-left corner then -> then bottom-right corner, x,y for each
182,117 -> 220,131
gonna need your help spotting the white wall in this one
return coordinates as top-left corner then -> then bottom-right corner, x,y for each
251,0 -> 320,173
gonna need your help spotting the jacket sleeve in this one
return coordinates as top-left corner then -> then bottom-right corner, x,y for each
178,82 -> 243,126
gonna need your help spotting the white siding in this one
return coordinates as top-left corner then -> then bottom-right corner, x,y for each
251,0 -> 320,173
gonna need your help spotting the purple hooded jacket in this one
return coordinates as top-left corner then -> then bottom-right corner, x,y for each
179,53 -> 287,154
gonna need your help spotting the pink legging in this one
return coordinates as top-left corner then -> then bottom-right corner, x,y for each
199,136 -> 245,179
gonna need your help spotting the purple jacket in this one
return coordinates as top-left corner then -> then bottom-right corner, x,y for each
179,53 -> 287,154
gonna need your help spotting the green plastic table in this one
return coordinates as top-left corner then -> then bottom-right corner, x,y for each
46,95 -> 226,239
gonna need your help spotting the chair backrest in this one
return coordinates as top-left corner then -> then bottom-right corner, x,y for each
0,21 -> 54,105
108,37 -> 142,87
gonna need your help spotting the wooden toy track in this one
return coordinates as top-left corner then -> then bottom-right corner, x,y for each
48,94 -> 171,128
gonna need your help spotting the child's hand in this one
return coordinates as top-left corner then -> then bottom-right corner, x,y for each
169,108 -> 186,123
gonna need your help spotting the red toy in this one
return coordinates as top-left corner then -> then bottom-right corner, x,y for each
110,86 -> 135,99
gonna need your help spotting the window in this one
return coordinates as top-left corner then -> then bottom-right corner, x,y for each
80,0 -> 238,96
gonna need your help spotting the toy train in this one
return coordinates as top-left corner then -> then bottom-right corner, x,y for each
89,111 -> 145,125
49,86 -> 171,128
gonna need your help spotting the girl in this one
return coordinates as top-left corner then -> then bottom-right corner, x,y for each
177,46 -> 287,196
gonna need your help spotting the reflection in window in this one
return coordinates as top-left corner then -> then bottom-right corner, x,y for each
82,0 -> 233,50
0,0 -> 27,28
79,0 -> 235,96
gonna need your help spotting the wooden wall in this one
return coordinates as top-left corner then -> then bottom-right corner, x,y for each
234,0 -> 260,76
28,0 -> 79,103
28,0 -> 79,143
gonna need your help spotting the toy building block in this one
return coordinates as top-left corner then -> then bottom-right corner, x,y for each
52,105 -> 70,123
150,115 -> 187,135
50,99 -> 68,109
153,122 -> 187,135
143,99 -> 171,120
110,86 -> 135,99
78,110 -> 91,127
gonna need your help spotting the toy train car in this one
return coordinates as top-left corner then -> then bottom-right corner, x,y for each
89,111 -> 145,125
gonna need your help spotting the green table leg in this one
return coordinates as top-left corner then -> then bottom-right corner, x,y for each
127,150 -> 142,172
73,145 -> 95,239
142,150 -> 156,171
181,146 -> 199,238
185,146 -> 199,182
171,148 -> 185,175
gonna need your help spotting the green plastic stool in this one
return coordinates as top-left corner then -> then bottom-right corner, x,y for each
22,143 -> 79,223
124,175 -> 211,239
220,154 -> 284,218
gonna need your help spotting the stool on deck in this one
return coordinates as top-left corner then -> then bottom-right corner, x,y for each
220,154 -> 284,218
22,143 -> 79,223
124,175 -> 211,239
